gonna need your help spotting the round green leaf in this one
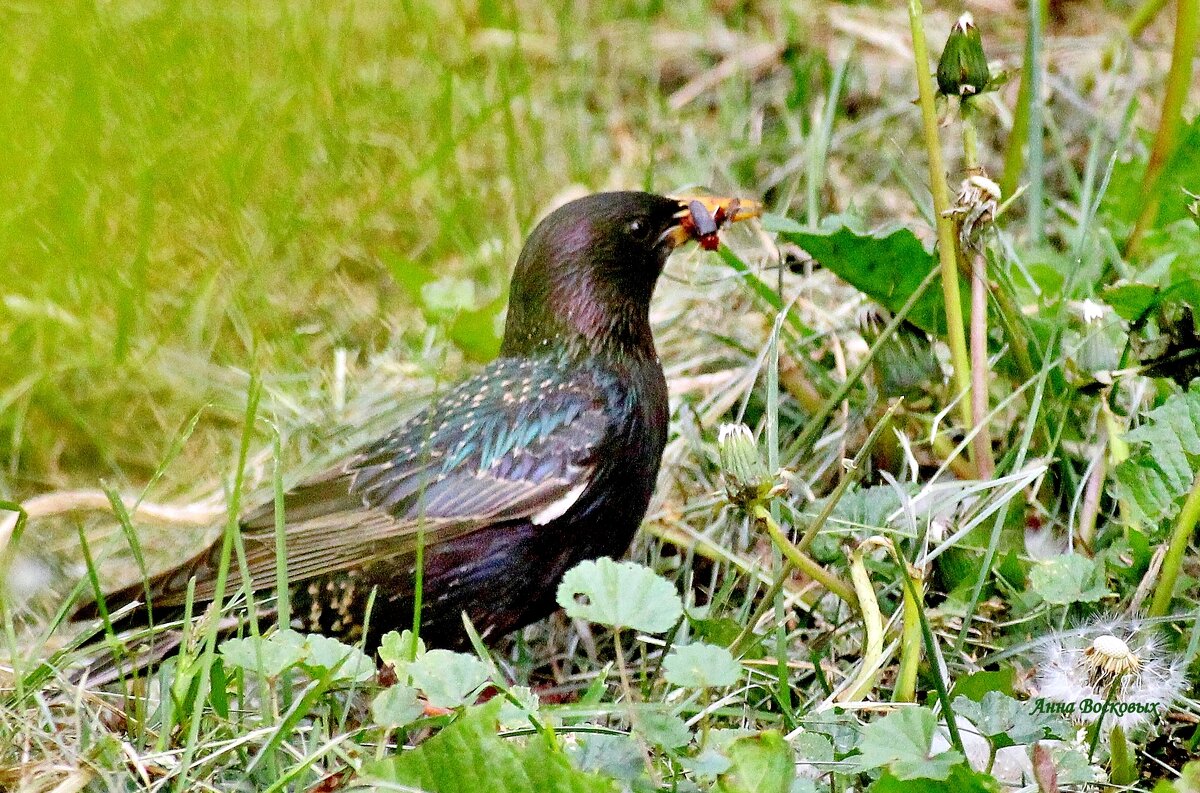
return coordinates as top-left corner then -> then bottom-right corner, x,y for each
556,557 -> 682,633
407,649 -> 491,709
372,684 -> 425,727
663,642 -> 742,688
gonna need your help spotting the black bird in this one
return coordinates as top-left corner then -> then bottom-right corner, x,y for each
75,191 -> 758,660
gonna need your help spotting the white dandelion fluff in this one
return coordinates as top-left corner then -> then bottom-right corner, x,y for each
1034,616 -> 1185,733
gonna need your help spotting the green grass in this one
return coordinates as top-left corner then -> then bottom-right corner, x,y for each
3,0 -> 1200,790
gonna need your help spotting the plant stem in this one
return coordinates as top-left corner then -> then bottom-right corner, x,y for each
960,101 -> 994,479
1000,54 -> 1031,201
1025,0 -> 1047,244
613,628 -> 660,784
1149,471 -> 1200,617
1128,0 -> 1173,40
906,0 -> 975,460
755,505 -> 857,606
785,266 -> 939,460
839,539 -> 886,702
894,567 -> 924,703
1126,0 -> 1199,257
899,561 -> 964,753
798,400 -> 903,552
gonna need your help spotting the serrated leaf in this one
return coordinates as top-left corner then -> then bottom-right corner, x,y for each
1103,116 -> 1200,234
1112,389 -> 1200,526
776,224 -> 966,336
407,649 -> 491,709
371,684 -> 425,727
717,731 -> 794,793
792,731 -> 834,764
556,557 -> 683,633
663,642 -> 742,688
1028,553 -> 1111,605
497,686 -> 541,730
363,699 -> 617,793
856,708 -> 963,781
219,630 -> 372,682
681,748 -> 735,778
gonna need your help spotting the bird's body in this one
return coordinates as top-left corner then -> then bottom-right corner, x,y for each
74,192 -> 754,667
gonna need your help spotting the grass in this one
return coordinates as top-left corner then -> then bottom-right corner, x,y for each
3,0 -> 1200,790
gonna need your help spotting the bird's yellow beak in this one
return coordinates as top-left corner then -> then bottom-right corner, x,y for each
662,195 -> 763,248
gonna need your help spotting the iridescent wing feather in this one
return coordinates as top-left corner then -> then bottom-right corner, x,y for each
139,356 -> 618,607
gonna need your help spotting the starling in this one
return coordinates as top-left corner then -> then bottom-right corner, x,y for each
74,191 -> 758,666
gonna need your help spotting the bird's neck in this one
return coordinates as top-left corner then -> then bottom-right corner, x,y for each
500,274 -> 658,365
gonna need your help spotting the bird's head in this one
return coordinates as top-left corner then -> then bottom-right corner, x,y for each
501,191 -> 758,359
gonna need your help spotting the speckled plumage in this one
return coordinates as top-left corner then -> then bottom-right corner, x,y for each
77,191 -> 687,659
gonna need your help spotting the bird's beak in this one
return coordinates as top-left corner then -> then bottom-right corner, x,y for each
660,195 -> 764,248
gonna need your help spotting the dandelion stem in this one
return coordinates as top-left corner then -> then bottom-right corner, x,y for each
959,99 -> 994,479
905,0 -> 975,460
894,569 -> 924,703
840,539 -> 888,702
756,505 -> 857,606
1149,471 -> 1200,617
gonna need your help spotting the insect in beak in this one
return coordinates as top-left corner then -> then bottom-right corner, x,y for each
661,195 -> 762,250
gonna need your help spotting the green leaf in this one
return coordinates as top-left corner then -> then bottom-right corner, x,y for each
776,224 -> 966,337
1028,553 -> 1111,605
378,629 -> 426,679
1103,116 -> 1200,234
219,634 -> 303,679
568,733 -> 646,783
716,731 -> 794,793
218,630 -> 372,682
949,668 -> 1016,702
407,649 -> 492,709
556,557 -> 683,633
867,763 -> 1001,793
299,633 -> 375,682
635,709 -> 692,749
421,275 -> 477,315
1103,282 -> 1160,322
363,699 -> 617,793
792,731 -> 835,773
1113,389 -> 1200,526
952,692 -> 1063,748
662,642 -> 742,688
371,684 -> 425,727
855,708 -> 963,781
497,685 -> 541,730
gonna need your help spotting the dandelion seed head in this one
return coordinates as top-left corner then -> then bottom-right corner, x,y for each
1033,615 -> 1185,732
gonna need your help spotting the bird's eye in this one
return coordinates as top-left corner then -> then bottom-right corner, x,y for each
627,217 -> 652,240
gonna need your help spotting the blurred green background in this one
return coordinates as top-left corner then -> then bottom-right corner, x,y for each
1,0 -> 797,496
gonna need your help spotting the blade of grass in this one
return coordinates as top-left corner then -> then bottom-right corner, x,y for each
1125,0 -> 1199,257
785,265 -> 939,460
173,374 -> 262,790
1148,472 -> 1200,617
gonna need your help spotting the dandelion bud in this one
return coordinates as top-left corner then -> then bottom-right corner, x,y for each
717,424 -> 785,509
937,13 -> 991,98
